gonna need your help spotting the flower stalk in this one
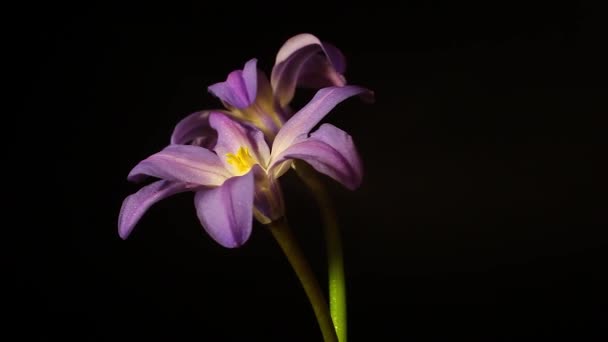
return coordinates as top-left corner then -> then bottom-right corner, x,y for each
267,217 -> 338,342
295,161 -> 347,342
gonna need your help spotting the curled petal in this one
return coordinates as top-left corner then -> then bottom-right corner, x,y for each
118,181 -> 192,239
208,59 -> 258,109
128,145 -> 230,185
194,169 -> 255,248
209,113 -> 271,169
296,42 -> 346,88
271,124 -> 362,190
295,51 -> 345,88
272,34 -> 347,107
271,86 -> 372,157
170,110 -> 221,147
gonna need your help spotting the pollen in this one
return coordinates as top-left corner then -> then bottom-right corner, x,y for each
226,147 -> 257,175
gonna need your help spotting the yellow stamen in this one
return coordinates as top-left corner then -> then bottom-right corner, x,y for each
226,147 -> 256,175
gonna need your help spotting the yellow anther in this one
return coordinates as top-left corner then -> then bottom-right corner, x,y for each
226,147 -> 256,175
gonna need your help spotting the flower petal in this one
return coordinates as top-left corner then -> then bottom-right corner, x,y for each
209,112 -> 271,170
208,59 -> 258,109
170,110 -> 219,147
296,42 -> 346,88
118,180 -> 192,239
271,33 -> 347,107
271,124 -> 362,190
251,166 -> 285,224
271,85 -> 372,157
128,145 -> 230,185
194,169 -> 255,248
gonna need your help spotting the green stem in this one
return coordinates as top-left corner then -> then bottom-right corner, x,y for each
268,218 -> 338,342
295,161 -> 347,342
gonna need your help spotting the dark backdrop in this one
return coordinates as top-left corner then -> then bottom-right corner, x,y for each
7,1 -> 606,341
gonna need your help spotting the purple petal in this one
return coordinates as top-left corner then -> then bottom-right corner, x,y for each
271,85 -> 372,157
317,41 -> 346,74
209,113 -> 270,170
296,46 -> 346,88
271,124 -> 362,190
118,180 -> 191,239
271,34 -> 347,107
194,169 -> 255,248
208,59 -> 258,109
128,145 -> 230,185
242,59 -> 258,104
252,166 -> 285,224
250,70 -> 287,136
170,110 -> 219,146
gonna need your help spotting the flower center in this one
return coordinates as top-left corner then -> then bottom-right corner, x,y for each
233,102 -> 284,140
226,147 -> 257,175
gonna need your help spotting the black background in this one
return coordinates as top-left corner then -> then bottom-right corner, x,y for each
7,1 -> 607,341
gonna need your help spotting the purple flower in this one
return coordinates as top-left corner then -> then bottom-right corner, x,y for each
171,33 -> 354,145
119,86 -> 370,248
